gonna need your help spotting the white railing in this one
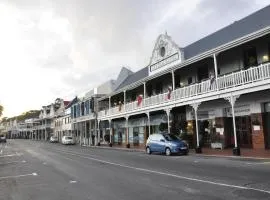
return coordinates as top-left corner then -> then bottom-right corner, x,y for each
98,63 -> 270,117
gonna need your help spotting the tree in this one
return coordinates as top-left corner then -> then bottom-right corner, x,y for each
0,105 -> 3,118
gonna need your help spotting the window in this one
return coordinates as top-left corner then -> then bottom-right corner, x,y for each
243,46 -> 257,68
188,77 -> 193,84
175,74 -> 181,88
218,68 -> 221,75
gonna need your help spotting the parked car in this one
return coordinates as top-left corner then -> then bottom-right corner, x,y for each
0,135 -> 6,143
61,136 -> 75,145
50,136 -> 58,143
146,133 -> 188,156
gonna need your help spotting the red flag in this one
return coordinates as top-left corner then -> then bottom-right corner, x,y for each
137,95 -> 143,106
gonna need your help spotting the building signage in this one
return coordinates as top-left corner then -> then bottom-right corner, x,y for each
150,53 -> 179,72
224,104 -> 250,117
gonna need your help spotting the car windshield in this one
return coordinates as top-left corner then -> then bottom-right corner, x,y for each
66,137 -> 73,140
163,134 -> 180,141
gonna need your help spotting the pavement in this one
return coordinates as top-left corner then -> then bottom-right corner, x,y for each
0,140 -> 270,200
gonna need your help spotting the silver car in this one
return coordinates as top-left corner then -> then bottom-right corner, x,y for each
61,136 -> 75,145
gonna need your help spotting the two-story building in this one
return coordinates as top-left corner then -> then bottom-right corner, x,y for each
71,67 -> 133,146
97,5 -> 270,155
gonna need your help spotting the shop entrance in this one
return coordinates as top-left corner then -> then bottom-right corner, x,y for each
263,103 -> 270,149
234,116 -> 252,148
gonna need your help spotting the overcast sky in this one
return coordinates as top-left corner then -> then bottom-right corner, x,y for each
0,0 -> 269,117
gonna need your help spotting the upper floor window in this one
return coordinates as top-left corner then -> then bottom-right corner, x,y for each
243,46 -> 257,69
156,81 -> 163,94
197,64 -> 209,82
188,77 -> 193,84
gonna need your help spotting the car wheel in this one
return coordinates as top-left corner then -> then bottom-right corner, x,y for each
146,147 -> 151,154
165,148 -> 171,156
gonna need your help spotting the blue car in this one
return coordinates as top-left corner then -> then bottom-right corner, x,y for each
146,133 -> 188,156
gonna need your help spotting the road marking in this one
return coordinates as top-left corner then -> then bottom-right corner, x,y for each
69,180 -> 77,183
0,160 -> 27,165
0,149 -> 2,154
55,149 -> 270,195
0,153 -> 22,158
0,173 -> 38,180
246,161 -> 270,165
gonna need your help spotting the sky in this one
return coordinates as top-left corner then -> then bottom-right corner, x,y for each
0,0 -> 269,117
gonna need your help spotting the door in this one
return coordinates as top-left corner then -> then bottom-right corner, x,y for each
263,103 -> 270,148
243,46 -> 258,69
236,116 -> 252,148
197,64 -> 209,82
155,135 -> 166,152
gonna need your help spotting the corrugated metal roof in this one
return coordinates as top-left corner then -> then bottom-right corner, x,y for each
184,5 -> 270,59
115,66 -> 148,91
114,5 -> 270,92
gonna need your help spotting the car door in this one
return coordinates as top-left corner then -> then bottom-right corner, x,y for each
149,135 -> 158,152
156,135 -> 166,153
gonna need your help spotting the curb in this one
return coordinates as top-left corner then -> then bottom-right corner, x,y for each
81,145 -> 145,152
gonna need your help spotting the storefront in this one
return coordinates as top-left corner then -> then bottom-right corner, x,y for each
263,102 -> 270,148
128,117 -> 147,147
112,120 -> 126,146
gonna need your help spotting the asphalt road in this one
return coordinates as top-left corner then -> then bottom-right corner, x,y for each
0,140 -> 270,200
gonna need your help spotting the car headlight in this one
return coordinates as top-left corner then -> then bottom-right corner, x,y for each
169,143 -> 177,147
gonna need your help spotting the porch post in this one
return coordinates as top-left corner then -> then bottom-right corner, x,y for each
109,119 -> 112,147
126,116 -> 130,148
191,103 -> 201,153
97,120 -> 100,145
109,96 -> 111,115
147,112 -> 150,136
172,70 -> 175,90
225,94 -> 241,155
165,108 -> 171,133
124,90 -> 126,111
143,82 -> 146,98
84,121 -> 87,145
213,53 -> 218,80
89,120 -> 92,146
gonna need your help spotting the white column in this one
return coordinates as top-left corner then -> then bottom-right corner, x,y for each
80,122 -> 82,146
89,120 -> 92,146
225,94 -> 240,148
125,116 -> 129,146
124,91 -> 126,111
165,108 -> 171,133
143,82 -> 146,98
109,119 -> 112,144
97,120 -> 100,144
147,112 -> 150,136
213,53 -> 218,80
84,121 -> 87,145
109,96 -> 111,115
172,70 -> 175,90
191,103 -> 200,147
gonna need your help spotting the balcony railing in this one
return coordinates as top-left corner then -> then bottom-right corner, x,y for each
98,63 -> 270,118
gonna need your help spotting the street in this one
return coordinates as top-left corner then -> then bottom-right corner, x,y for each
0,140 -> 270,200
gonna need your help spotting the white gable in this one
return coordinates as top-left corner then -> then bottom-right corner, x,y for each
148,33 -> 184,76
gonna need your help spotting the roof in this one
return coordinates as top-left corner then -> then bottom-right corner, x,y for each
115,66 -> 148,91
64,101 -> 70,107
184,5 -> 270,59
113,5 -> 270,92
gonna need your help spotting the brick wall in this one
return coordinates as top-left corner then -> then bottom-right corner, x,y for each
251,113 -> 265,149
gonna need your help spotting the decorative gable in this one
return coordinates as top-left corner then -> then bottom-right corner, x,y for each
148,33 -> 184,76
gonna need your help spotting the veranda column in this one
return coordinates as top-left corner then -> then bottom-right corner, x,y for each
109,96 -> 111,115
97,120 -> 100,146
191,103 -> 202,153
84,121 -> 87,145
124,91 -> 126,111
126,116 -> 130,148
213,53 -> 218,80
109,119 -> 112,147
172,70 -> 175,91
225,94 -> 241,156
147,112 -> 150,136
165,108 -> 171,133
89,120 -> 92,146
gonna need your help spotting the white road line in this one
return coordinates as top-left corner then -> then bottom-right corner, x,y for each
55,149 -> 270,195
0,149 -> 2,154
0,153 -> 22,158
0,173 -> 38,180
69,180 -> 77,183
246,161 -> 270,165
0,160 -> 27,165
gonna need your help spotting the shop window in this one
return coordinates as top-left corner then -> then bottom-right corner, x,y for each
243,46 -> 258,69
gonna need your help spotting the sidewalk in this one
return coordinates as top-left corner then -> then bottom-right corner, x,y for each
84,144 -> 270,160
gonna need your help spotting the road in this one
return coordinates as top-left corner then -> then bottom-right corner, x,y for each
0,140 -> 270,200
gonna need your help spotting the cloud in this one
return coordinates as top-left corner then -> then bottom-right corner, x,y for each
0,0 -> 269,117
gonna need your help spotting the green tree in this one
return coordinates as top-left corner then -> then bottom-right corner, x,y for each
0,105 -> 3,117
